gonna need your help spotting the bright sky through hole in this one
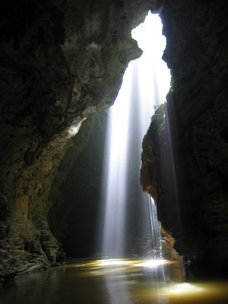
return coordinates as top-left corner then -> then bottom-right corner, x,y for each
100,12 -> 171,257
109,12 -> 171,136
130,12 -> 171,126
132,11 -> 166,54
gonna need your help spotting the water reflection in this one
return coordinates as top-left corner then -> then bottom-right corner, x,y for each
100,258 -> 168,304
104,271 -> 133,304
0,259 -> 228,304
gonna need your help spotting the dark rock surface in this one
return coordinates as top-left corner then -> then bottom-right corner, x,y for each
48,111 -> 107,258
0,0 -> 158,279
0,0 -> 227,280
141,0 -> 228,277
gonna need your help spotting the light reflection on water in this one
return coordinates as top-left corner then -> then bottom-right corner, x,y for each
0,259 -> 228,304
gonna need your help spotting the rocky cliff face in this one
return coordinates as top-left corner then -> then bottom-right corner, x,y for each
141,0 -> 228,277
0,0 -> 227,280
0,0 -> 157,279
48,111 -> 108,258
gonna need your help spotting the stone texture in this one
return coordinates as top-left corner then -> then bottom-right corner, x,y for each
1,0 -> 227,280
141,0 -> 228,277
0,0 -> 159,280
48,111 -> 108,258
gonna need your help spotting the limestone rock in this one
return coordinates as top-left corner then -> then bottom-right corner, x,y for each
0,0 -> 159,279
141,0 -> 228,277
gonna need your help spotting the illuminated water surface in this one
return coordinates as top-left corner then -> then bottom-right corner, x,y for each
1,259 -> 227,304
1,12 -> 227,304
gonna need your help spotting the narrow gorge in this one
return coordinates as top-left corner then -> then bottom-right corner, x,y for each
0,0 -> 228,284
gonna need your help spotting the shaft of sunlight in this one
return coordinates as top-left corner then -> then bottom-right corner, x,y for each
99,12 -> 171,259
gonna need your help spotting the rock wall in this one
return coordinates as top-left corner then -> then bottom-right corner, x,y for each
141,0 -> 228,277
0,0 -> 159,280
1,0 -> 227,280
48,111 -> 108,258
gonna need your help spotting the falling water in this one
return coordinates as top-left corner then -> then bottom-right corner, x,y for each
100,12 -> 170,259
145,195 -> 162,258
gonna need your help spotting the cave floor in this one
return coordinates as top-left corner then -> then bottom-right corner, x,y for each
0,258 -> 227,304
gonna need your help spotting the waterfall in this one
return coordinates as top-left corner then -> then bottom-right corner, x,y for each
99,12 -> 170,259
145,195 -> 162,258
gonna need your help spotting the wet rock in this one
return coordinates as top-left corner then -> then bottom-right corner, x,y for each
141,0 -> 228,277
0,0 -> 160,278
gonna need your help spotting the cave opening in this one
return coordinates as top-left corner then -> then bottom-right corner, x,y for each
48,12 -> 171,260
1,0 -> 228,301
98,12 -> 171,260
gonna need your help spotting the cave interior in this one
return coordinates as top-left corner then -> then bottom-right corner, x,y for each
0,0 -> 228,282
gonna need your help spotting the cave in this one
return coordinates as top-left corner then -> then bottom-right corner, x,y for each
0,0 -> 228,301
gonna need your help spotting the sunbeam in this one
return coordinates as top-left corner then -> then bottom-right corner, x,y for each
99,12 -> 171,259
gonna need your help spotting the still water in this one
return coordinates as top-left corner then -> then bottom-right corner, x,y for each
0,259 -> 228,304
